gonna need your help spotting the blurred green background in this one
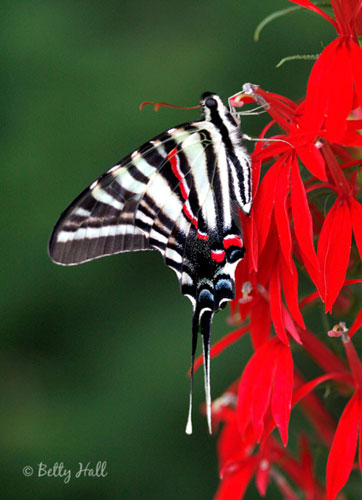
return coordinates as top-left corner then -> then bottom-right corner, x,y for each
1,1 -> 335,498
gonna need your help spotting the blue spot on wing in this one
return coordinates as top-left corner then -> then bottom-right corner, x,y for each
198,288 -> 214,303
215,278 -> 233,291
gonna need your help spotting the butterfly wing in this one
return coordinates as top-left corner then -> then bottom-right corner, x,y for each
49,124 -> 201,265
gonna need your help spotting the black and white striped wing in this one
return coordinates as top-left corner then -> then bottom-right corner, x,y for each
49,124 -> 202,266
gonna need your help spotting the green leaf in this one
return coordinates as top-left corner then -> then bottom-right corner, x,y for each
276,54 -> 319,68
254,2 -> 332,42
254,6 -> 302,42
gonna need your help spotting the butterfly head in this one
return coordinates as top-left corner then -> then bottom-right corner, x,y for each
200,92 -> 240,128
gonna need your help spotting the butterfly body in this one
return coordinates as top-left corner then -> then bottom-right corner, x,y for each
49,92 -> 252,433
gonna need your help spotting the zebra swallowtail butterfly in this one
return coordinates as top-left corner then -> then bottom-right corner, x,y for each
48,92 -> 252,434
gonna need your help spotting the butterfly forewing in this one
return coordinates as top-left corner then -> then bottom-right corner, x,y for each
49,93 -> 252,434
49,124 -> 201,265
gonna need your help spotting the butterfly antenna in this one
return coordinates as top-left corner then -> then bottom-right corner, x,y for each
140,101 -> 201,112
185,313 -> 199,435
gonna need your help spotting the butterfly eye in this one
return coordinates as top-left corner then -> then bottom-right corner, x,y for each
205,97 -> 217,109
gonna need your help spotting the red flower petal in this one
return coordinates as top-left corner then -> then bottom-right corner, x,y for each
295,372 -> 336,445
250,350 -> 277,441
273,433 -> 322,500
214,459 -> 257,500
350,40 -> 362,107
251,157 -> 262,199
296,142 -> 327,181
292,372 -> 353,408
217,416 -> 243,471
289,0 -> 338,28
261,370 -> 353,454
253,158 -> 283,255
350,197 -> 362,260
317,198 -> 352,312
238,338 -> 294,446
324,39 -> 354,142
282,307 -> 302,344
274,159 -> 292,267
360,393 -> 362,475
271,342 -> 293,446
250,297 -> 271,350
290,159 -> 320,289
255,458 -> 270,496
237,338 -> 278,439
301,41 -> 338,133
279,256 -> 305,329
249,214 -> 259,273
269,265 -> 289,344
330,0 -> 356,34
257,222 -> 280,287
237,352 -> 262,437
326,392 -> 360,500
350,308 -> 362,337
239,211 -> 258,273
344,337 -> 362,386
339,123 -> 362,146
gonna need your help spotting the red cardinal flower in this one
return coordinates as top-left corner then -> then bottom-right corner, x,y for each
237,337 -> 293,446
227,145 -> 308,344
214,396 -> 325,500
326,328 -> 362,500
230,87 -> 323,304
214,409 -> 258,500
291,0 -> 362,145
317,147 -> 362,311
231,80 -> 362,315
211,2 -> 362,498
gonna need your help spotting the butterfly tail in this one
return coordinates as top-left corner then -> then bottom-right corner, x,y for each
185,313 -> 199,435
201,310 -> 213,434
185,308 -> 214,435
